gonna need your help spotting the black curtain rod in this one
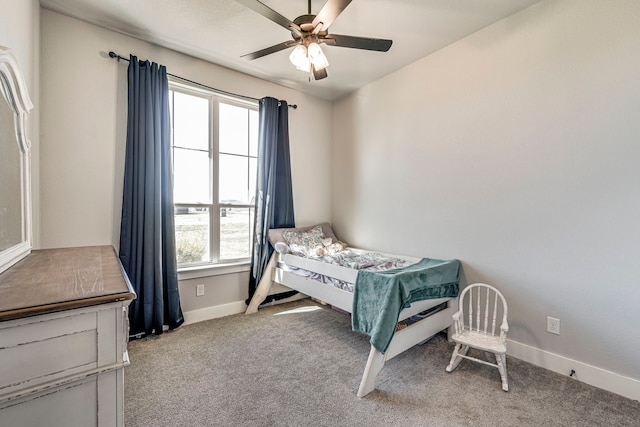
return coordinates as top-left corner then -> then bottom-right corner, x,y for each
108,51 -> 297,109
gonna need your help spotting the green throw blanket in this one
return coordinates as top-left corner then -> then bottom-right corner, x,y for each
351,258 -> 461,354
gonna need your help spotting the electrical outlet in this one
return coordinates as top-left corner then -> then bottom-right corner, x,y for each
547,316 -> 560,335
196,284 -> 205,297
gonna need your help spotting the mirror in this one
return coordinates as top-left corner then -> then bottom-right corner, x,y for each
0,47 -> 33,274
0,98 -> 22,251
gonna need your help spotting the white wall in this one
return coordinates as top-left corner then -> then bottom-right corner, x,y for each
0,0 -> 40,246
39,10 -> 332,314
333,0 -> 639,397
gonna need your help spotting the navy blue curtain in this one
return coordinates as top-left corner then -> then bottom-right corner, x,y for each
119,55 -> 184,337
249,97 -> 295,299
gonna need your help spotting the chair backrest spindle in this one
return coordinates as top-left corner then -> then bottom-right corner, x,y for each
483,288 -> 490,334
475,287 -> 481,332
491,292 -> 498,336
468,287 -> 473,331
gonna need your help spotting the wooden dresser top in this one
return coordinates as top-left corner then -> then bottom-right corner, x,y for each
0,246 -> 136,322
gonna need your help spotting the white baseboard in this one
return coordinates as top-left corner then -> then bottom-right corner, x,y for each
508,339 -> 640,401
182,293 -> 307,326
182,301 -> 247,326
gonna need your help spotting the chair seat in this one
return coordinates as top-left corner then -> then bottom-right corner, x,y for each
452,330 -> 506,354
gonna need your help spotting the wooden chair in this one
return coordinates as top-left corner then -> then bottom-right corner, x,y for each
446,283 -> 509,391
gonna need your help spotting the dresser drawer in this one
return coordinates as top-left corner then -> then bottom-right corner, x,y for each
0,302 -> 129,401
0,376 -> 98,427
0,311 -> 97,395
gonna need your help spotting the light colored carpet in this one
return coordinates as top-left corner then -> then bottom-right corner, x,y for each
125,299 -> 640,426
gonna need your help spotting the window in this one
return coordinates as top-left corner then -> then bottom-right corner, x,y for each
169,82 -> 258,268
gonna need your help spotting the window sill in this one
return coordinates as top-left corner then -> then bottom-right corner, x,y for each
178,262 -> 250,280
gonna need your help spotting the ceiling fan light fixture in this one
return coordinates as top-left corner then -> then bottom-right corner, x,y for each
307,42 -> 329,71
289,44 -> 311,72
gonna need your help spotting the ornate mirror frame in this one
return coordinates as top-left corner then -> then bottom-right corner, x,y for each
0,47 -> 34,274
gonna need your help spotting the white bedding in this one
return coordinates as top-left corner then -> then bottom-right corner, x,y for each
276,248 -> 414,292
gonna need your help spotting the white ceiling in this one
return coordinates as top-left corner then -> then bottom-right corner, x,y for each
40,0 -> 542,101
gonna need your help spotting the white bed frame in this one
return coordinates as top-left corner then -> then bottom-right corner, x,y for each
246,249 -> 457,397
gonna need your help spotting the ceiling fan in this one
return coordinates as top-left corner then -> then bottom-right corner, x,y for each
237,0 -> 393,81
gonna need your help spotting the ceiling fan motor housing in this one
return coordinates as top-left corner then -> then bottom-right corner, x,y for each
292,14 -> 328,41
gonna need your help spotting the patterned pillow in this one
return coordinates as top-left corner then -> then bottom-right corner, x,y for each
268,222 -> 338,247
282,225 -> 325,257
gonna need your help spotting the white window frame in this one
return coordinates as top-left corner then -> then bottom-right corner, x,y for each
169,79 -> 258,275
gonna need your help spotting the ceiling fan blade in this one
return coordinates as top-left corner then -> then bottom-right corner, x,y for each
312,65 -> 328,81
237,0 -> 302,35
322,34 -> 392,52
241,40 -> 298,60
312,0 -> 352,32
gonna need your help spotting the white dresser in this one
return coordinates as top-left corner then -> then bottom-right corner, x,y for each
0,246 -> 135,426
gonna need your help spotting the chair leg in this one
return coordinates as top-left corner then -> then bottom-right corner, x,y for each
496,353 -> 508,391
446,344 -> 468,372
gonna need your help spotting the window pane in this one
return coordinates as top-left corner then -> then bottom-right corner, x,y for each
219,103 -> 248,156
219,153 -> 249,204
220,207 -> 253,260
173,147 -> 210,203
170,80 -> 258,267
174,207 -> 210,264
173,91 -> 209,151
249,109 -> 258,157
